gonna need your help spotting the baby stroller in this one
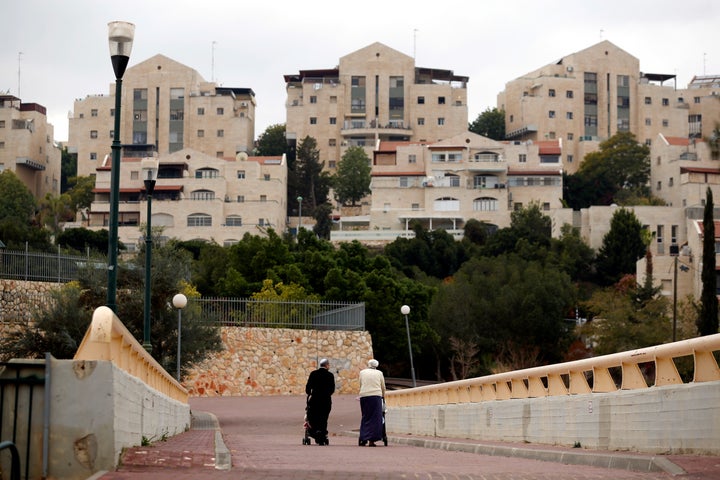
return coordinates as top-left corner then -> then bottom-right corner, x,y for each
302,394 -> 329,445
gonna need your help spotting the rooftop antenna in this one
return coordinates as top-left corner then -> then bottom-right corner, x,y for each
212,41 -> 217,83
17,52 -> 22,97
704,52 -> 707,76
413,29 -> 418,60
599,29 -> 604,39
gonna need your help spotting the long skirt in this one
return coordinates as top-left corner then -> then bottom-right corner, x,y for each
359,395 -> 384,442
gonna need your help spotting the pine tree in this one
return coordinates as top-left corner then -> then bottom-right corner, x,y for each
698,187 -> 719,336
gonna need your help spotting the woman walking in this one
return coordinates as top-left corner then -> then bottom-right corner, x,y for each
358,358 -> 386,446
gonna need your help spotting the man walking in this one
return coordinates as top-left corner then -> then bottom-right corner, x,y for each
304,358 -> 335,444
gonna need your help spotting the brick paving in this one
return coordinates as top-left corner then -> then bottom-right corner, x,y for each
94,394 -> 720,480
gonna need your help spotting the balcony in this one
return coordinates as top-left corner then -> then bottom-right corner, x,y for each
341,119 -> 413,137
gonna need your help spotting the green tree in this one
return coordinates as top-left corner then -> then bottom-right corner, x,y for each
332,146 -> 371,206
312,202 -> 334,240
384,224 -> 469,279
254,123 -> 289,157
57,227 -> 111,254
60,146 -> 77,193
67,175 -> 96,213
294,136 -> 331,216
0,170 -> 51,250
595,208 -> 646,285
698,187 -> 719,335
481,203 -> 552,258
564,132 -> 650,208
469,107 -> 506,140
39,192 -> 74,237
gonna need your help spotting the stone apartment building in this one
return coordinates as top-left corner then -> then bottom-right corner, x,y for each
68,54 -> 256,178
87,148 -> 287,250
284,42 -> 469,178
0,94 -> 61,198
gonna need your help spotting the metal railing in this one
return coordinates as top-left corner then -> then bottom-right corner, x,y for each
192,297 -> 365,330
386,333 -> 720,407
0,247 -> 104,283
0,441 -> 20,480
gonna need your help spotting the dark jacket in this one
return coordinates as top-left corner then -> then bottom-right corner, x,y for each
305,367 -> 335,401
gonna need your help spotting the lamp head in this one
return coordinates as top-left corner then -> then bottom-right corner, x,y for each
108,21 -> 135,79
173,293 -> 188,309
401,305 -> 410,315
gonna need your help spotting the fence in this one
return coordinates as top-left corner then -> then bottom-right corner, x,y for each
0,247 -> 104,283
193,297 -> 365,330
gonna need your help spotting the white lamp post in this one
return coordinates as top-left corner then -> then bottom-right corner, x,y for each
297,196 -> 303,235
401,305 -> 416,387
106,21 -> 135,312
173,293 -> 188,382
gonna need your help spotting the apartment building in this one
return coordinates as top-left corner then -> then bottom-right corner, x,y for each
0,94 -> 61,198
364,132 -> 567,237
87,147 -> 286,250
498,41 -> 688,174
284,42 -> 469,177
68,54 -> 256,178
683,75 -> 720,141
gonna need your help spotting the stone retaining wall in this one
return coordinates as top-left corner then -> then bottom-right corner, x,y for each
0,279 -> 58,323
184,326 -> 374,396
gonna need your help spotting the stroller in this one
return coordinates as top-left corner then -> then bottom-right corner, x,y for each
302,394 -> 329,445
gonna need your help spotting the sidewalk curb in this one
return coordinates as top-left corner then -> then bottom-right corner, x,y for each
340,431 -> 687,475
192,410 -> 231,471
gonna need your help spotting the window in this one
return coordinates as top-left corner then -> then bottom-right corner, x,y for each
131,171 -> 139,180
509,114 -> 514,122
646,139 -> 652,146
669,177 -> 674,187
91,109 -> 98,117
90,152 -> 97,160
662,98 -> 669,106
408,154 -> 417,164
328,160 -> 336,169
671,225 -> 678,244
264,174 -> 270,181
663,119 -> 669,127
548,111 -> 555,118
437,118 -> 445,126
217,129 -> 224,137
216,151 -> 223,158
90,130 -> 98,139
226,216 -> 242,226
548,89 -> 556,97
473,197 -> 498,211
543,202 -> 550,211
566,90 -> 574,99
109,130 -> 114,138
645,118 -> 652,126
237,170 -> 245,179
0,142 -> 4,148
198,129 -> 204,137
383,203 -> 391,212
330,96 -> 337,103
260,195 -> 267,202
328,139 -> 336,147
567,133 -> 574,140
438,96 -> 446,104
657,181 -> 662,191
110,109 -> 115,117
237,195 -> 245,202
310,117 -> 317,125
309,96 -> 317,104
329,117 -> 336,125
197,107 -> 205,115
0,121 -> 4,128
216,107 -> 224,115
694,97 -> 701,104
399,177 -> 408,187
645,97 -> 652,105
191,190 -> 215,200
567,154 -> 573,163
187,213 -> 212,227
519,154 -> 527,163
566,112 -> 573,119
412,203 -> 420,211
195,168 -> 219,179
418,96 -> 425,104
417,118 -> 425,126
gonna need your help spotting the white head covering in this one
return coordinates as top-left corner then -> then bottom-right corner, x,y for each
319,358 -> 329,367
368,359 -> 379,368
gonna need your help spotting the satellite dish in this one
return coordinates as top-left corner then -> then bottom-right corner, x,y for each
235,152 -> 248,162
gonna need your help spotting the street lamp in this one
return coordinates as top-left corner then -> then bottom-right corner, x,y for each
173,293 -> 188,382
400,305 -> 416,387
106,21 -> 135,312
142,156 -> 159,353
297,196 -> 303,235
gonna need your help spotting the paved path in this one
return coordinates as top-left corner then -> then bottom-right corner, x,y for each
95,394 -> 720,480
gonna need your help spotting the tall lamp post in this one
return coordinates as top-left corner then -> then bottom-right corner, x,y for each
142,157 -> 159,353
400,305 -> 416,387
106,21 -> 135,312
297,196 -> 303,235
173,293 -> 188,382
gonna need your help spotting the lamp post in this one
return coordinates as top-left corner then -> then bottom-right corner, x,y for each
173,293 -> 188,382
400,305 -> 416,387
142,157 -> 159,353
106,21 -> 135,312
297,196 -> 303,235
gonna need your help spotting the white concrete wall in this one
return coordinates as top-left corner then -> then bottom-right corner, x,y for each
386,381 -> 720,455
49,358 -> 190,479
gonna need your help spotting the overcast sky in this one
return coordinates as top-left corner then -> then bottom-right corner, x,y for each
2,0 -> 718,142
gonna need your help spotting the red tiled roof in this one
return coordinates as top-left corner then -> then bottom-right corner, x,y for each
697,220 -> 720,240
666,136 -> 690,146
681,166 -> 720,174
537,140 -> 561,155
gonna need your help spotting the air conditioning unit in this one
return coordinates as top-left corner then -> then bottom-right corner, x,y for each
567,66 -> 574,72
240,102 -> 248,107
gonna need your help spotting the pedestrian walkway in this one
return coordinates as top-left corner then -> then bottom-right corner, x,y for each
92,395 -> 720,480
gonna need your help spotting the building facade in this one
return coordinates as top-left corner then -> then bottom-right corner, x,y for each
284,42 -> 469,178
0,95 -> 61,198
497,41 -> 689,174
87,148 -> 286,250
68,54 -> 256,178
